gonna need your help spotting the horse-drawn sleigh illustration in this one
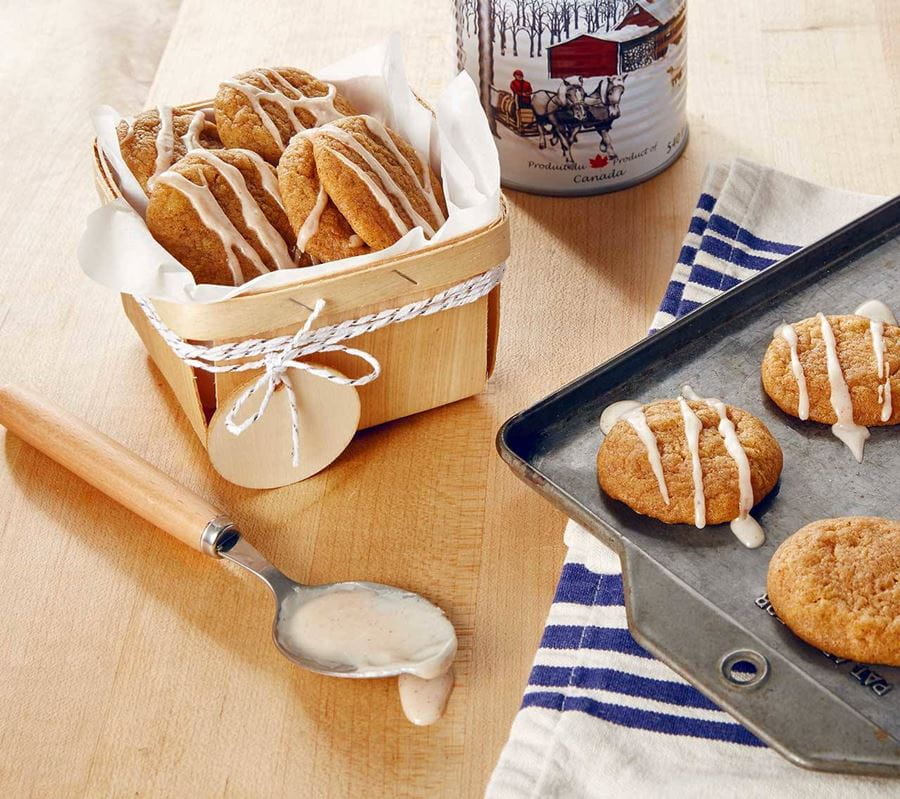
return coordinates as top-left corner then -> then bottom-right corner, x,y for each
491,74 -> 627,164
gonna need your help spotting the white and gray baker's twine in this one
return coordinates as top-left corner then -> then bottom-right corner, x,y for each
135,263 -> 505,467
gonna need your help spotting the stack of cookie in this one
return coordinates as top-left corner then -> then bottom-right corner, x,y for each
116,67 -> 448,287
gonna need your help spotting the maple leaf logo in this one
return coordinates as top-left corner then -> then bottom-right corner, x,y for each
589,153 -> 609,169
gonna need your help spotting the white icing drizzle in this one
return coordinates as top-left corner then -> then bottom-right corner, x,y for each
599,399 -> 642,435
222,69 -> 344,151
854,299 -> 895,423
854,299 -> 897,326
680,385 -> 701,401
869,319 -> 892,422
681,385 -> 763,548
231,148 -> 284,208
326,146 -> 411,235
155,171 -> 255,284
309,121 -> 438,237
150,105 -> 176,188
361,116 -> 446,228
774,322 -> 809,420
187,149 -> 294,272
677,397 -> 706,529
296,184 -> 329,252
181,109 -> 208,151
622,408 -> 670,505
817,313 -> 870,462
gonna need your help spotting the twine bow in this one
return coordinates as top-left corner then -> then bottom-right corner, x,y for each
222,299 -> 380,466
134,262 -> 504,470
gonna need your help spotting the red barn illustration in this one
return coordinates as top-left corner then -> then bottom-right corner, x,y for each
616,2 -> 663,30
546,1 -> 686,78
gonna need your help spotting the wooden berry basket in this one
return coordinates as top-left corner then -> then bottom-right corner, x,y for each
91,114 -> 510,489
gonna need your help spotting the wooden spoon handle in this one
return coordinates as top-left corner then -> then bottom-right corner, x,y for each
0,384 -> 230,555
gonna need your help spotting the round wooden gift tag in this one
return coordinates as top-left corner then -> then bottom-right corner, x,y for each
206,364 -> 360,489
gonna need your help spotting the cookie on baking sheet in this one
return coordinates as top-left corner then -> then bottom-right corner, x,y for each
117,106 -> 221,192
767,517 -> 900,666
277,136 -> 372,263
311,115 -> 448,250
597,399 -> 782,526
214,67 -> 359,164
146,148 -> 305,287
762,314 -> 900,426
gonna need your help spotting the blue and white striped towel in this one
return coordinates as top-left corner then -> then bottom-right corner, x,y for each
487,159 -> 895,798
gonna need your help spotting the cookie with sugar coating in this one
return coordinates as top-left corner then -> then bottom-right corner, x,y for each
117,106 -> 221,192
277,136 -> 372,263
597,399 -> 782,525
311,115 -> 448,250
146,148 -> 304,287
767,516 -> 900,666
762,314 -> 900,425
214,67 -> 359,164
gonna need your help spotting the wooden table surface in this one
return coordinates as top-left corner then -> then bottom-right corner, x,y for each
1,1 -> 898,796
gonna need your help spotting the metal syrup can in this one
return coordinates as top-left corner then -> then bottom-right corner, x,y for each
455,0 -> 687,195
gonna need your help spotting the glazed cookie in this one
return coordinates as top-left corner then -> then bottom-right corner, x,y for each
147,148 -> 304,286
117,106 -> 221,193
767,517 -> 900,666
277,136 -> 371,263
762,311 -> 899,460
214,67 -> 358,164
310,115 -> 448,250
597,396 -> 782,544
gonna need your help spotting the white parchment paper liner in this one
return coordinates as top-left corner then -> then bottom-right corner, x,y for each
78,36 -> 501,304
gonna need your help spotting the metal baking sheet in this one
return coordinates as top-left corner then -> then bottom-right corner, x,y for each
498,196 -> 900,776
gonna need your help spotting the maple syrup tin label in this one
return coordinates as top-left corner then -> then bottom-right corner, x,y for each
455,0 -> 687,195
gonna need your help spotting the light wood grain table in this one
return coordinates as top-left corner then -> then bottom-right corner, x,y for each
1,1 -> 898,796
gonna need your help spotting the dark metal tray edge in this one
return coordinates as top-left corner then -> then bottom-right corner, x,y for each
496,194 -> 900,776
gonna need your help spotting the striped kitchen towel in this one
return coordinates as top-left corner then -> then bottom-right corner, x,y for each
487,159 -> 894,798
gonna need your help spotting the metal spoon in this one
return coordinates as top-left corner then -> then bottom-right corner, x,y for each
0,384 -> 454,679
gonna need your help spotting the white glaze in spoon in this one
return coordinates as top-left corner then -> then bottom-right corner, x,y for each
280,585 -> 457,726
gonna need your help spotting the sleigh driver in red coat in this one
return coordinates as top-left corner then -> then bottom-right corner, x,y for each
510,70 -> 533,116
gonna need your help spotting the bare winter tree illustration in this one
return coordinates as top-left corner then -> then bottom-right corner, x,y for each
545,0 -> 578,45
522,0 -> 548,57
477,0 -> 498,136
492,0 -> 515,55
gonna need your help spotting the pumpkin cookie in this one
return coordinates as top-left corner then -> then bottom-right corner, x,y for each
767,517 -> 900,666
277,136 -> 371,263
762,312 -> 900,461
310,115 -> 448,250
597,396 -> 782,541
117,106 -> 221,193
147,148 -> 303,286
214,67 -> 358,164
